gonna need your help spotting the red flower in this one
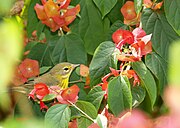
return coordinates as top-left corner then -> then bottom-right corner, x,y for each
12,67 -> 28,86
19,58 -> 39,78
57,84 -> 80,104
68,119 -> 78,128
34,0 -> 80,32
88,123 -> 100,128
29,83 -> 50,100
40,100 -> 48,110
98,68 -> 120,99
121,1 -> 137,20
112,28 -> 152,62
122,70 -> 140,86
112,29 -> 134,46
28,83 -> 50,110
143,0 -> 163,10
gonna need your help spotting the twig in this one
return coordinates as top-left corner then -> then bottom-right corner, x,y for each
69,78 -> 83,84
67,100 -> 95,123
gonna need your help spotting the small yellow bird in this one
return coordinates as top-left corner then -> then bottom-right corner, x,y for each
11,62 -> 79,94
32,62 -> 79,89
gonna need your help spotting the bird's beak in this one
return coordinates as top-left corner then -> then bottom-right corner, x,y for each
73,64 -> 80,68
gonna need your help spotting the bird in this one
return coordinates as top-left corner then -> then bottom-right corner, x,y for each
12,62 -> 79,93
33,62 -> 79,89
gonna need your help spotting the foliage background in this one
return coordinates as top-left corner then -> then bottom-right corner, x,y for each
0,0 -> 180,127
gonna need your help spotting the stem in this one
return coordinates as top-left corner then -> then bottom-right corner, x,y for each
68,100 -> 95,123
58,27 -> 64,36
69,78 -> 83,84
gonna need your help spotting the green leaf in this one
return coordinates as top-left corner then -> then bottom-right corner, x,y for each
27,0 -> 41,38
89,41 -> 117,86
42,94 -> 56,102
164,0 -> 180,35
36,22 -> 45,39
70,106 -> 81,120
132,61 -> 157,109
25,41 -> 38,51
76,101 -> 97,128
141,9 -> 179,60
27,43 -> 54,67
107,0 -> 124,23
29,101 -> 46,118
93,0 -> 117,19
52,33 -> 87,65
132,86 -> 146,108
134,0 -> 142,14
86,86 -> 105,110
108,76 -> 132,116
75,0 -> 110,54
45,104 -> 71,128
145,52 -> 168,96
40,66 -> 51,75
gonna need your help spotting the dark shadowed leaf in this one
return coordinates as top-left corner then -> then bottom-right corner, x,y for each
89,41 -> 117,87
107,0 -> 124,23
70,106 -> 81,120
27,0 -> 42,38
52,33 -> 87,65
141,9 -> 179,61
36,22 -> 45,39
145,52 -> 168,96
108,76 -> 132,117
93,0 -> 117,19
74,0 -> 110,54
164,0 -> 180,35
45,104 -> 71,128
27,43 -> 54,67
132,61 -> 157,109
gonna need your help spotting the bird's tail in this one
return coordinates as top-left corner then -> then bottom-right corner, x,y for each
9,83 -> 34,95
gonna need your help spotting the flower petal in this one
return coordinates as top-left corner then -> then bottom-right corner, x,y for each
42,18 -> 60,32
64,4 -> 80,26
40,100 -> 48,110
120,1 -> 137,20
44,0 -> 59,17
34,83 -> 50,100
112,29 -> 134,45
141,41 -> 152,55
57,0 -> 71,9
132,27 -> 146,41
61,84 -> 80,101
141,34 -> 152,44
34,4 -> 47,20
12,67 -> 28,86
116,54 -> 140,62
19,58 -> 39,78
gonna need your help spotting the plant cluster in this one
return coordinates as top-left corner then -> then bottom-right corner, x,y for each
4,0 -> 180,127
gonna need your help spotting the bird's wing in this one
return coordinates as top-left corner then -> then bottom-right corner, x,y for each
34,73 -> 59,86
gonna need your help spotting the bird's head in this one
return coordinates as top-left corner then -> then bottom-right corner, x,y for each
51,62 -> 79,78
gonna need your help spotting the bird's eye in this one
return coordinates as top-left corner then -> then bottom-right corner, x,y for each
63,67 -> 69,71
